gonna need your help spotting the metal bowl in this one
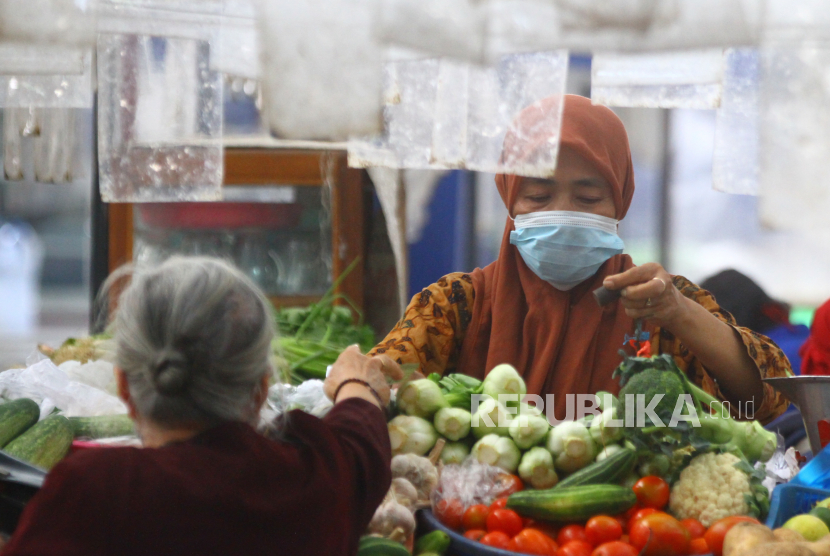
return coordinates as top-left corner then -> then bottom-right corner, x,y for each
764,376 -> 830,455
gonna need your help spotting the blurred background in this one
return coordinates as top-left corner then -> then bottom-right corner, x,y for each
0,53 -> 821,368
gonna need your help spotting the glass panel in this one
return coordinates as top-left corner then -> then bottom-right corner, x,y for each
132,187 -> 333,296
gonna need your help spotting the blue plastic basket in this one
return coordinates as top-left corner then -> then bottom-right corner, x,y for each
766,483 -> 830,528
790,442 -> 830,489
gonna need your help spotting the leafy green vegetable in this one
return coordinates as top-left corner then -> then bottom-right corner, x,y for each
437,374 -> 483,411
272,258 -> 376,383
614,353 -> 777,465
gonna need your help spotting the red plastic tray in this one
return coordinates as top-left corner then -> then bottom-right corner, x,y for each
138,202 -> 303,230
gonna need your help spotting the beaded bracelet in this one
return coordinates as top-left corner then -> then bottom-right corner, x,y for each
333,378 -> 384,406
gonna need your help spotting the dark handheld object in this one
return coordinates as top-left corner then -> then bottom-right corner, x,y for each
0,450 -> 46,535
593,286 -> 622,307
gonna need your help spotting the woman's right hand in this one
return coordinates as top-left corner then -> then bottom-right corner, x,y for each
324,345 -> 392,407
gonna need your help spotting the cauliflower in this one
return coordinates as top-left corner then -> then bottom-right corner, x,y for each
669,452 -> 756,527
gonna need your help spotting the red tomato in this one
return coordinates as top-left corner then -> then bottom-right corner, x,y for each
626,508 -> 658,533
688,537 -> 710,555
555,540 -> 594,556
510,528 -> 559,555
462,504 -> 490,531
495,473 -> 525,496
619,535 -> 629,544
490,497 -> 509,511
434,498 -> 464,530
629,512 -> 691,556
526,520 -> 560,540
585,516 -> 623,546
680,518 -> 706,539
612,514 -> 627,531
703,516 -> 760,556
632,476 -> 670,510
464,529 -> 487,541
623,504 -> 643,522
591,541 -> 639,556
557,524 -> 588,545
487,508 -> 524,537
481,531 -> 512,549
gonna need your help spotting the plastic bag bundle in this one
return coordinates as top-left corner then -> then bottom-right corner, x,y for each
267,379 -> 333,419
0,358 -> 127,418
430,459 -> 511,510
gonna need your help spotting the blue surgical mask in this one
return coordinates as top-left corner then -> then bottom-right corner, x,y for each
509,211 -> 624,291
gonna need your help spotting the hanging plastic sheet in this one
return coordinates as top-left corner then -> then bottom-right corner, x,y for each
758,42 -> 830,231
712,48 -> 760,195
367,167 -> 409,315
96,0 -> 260,80
257,0 -> 383,141
97,34 -> 223,202
591,49 -> 725,109
349,50 -> 569,177
0,49 -> 92,182
96,0 -> 226,41
0,44 -> 85,76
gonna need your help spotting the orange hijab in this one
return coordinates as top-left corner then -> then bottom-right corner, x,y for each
457,95 -> 637,419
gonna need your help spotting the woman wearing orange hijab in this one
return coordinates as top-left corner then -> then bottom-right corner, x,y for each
371,95 -> 790,423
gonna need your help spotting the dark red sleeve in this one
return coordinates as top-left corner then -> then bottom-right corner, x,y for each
321,399 -> 391,533
2,454 -> 111,555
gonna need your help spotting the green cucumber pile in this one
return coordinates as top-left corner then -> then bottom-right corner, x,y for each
0,398 -> 136,471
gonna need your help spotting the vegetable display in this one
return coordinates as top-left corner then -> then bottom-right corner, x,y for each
397,353 -> 794,556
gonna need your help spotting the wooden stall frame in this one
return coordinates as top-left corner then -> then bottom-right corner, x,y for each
106,148 -> 366,313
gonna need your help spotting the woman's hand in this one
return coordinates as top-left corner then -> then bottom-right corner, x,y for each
324,345 -> 393,407
603,263 -> 691,332
370,353 -> 408,383
605,263 -> 764,407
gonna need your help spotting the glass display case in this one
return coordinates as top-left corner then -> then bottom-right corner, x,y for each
102,148 -> 370,311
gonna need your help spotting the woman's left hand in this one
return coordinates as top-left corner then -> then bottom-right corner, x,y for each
603,263 -> 691,332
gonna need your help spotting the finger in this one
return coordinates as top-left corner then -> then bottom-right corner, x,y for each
619,296 -> 663,310
604,263 -> 662,290
621,277 -> 668,301
373,354 -> 404,380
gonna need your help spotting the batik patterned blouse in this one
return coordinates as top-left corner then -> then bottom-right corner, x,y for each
370,273 -> 790,424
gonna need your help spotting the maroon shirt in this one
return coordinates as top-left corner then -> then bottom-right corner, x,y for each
3,399 -> 391,556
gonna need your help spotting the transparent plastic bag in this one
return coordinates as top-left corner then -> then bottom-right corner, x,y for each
57,359 -> 118,396
0,358 -> 127,418
759,438 -> 799,494
266,379 -> 333,420
430,458 -> 512,511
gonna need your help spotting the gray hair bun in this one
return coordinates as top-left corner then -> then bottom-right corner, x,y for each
152,350 -> 191,396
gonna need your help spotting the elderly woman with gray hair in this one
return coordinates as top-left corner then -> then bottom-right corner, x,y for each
3,257 -> 398,556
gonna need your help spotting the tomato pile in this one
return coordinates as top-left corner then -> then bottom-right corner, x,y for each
433,474 -> 762,556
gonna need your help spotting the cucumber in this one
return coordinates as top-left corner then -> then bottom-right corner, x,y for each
556,447 -> 637,488
357,536 -> 411,556
414,531 -> 449,555
0,398 -> 40,447
69,414 -> 134,439
4,414 -> 73,470
507,484 -> 637,522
